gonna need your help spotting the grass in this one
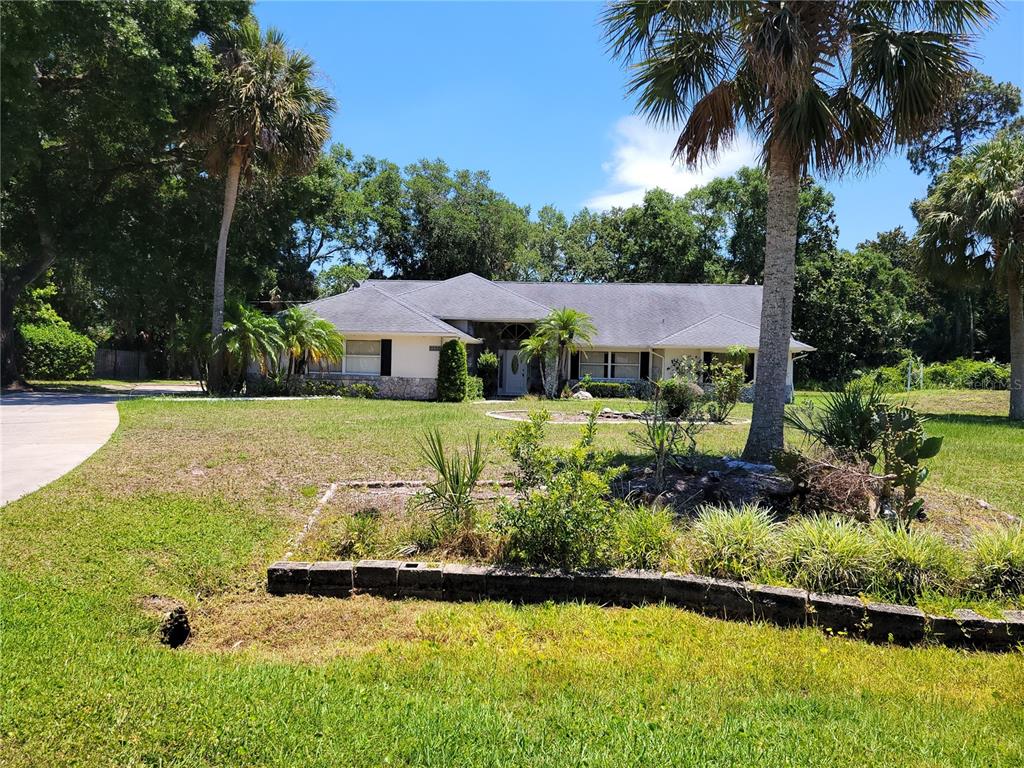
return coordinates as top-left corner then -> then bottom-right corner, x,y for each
2,390 -> 1022,766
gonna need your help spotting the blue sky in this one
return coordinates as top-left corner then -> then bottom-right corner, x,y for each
255,0 -> 1024,251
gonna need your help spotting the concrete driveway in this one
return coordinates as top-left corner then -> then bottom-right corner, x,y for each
0,383 -> 200,505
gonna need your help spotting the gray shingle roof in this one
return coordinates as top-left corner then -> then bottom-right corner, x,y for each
655,313 -> 814,351
394,273 -> 552,322
310,275 -> 813,352
301,284 -> 477,340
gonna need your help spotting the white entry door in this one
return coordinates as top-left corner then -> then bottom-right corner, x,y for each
499,350 -> 528,396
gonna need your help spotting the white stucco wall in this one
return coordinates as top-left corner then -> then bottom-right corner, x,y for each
390,335 -> 443,378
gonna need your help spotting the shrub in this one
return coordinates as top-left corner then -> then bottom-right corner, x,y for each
465,375 -> 484,401
970,525 -> 1024,597
501,410 -> 555,493
658,378 -> 705,418
689,504 -> 779,581
18,323 -> 96,380
853,357 -> 1010,392
344,382 -> 377,398
495,411 -> 627,569
631,386 -> 705,488
436,339 -> 468,402
777,516 -> 873,595
495,466 -> 620,570
581,381 -> 633,398
704,361 -> 745,423
477,350 -> 499,397
866,523 -> 959,602
302,378 -> 345,396
613,505 -> 678,569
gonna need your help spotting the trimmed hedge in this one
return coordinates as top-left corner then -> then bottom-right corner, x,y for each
18,323 -> 96,380
581,381 -> 633,398
437,339 -> 468,402
465,375 -> 484,401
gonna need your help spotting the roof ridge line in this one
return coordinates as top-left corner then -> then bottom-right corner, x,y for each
364,284 -> 476,340
652,313 -> 727,347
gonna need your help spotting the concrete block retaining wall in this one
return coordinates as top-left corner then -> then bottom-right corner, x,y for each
267,559 -> 1023,651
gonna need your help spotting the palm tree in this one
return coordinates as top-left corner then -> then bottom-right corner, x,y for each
602,1 -> 990,460
537,307 -> 596,392
519,333 -> 558,398
194,18 -> 335,394
216,303 -> 285,392
916,132 -> 1024,420
277,306 -> 346,380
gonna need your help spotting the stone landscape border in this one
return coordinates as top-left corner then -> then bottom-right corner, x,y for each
267,559 -> 1023,651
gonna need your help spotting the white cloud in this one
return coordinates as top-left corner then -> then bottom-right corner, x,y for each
584,116 -> 759,210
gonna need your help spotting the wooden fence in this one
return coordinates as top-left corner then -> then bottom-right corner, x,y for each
94,348 -> 148,380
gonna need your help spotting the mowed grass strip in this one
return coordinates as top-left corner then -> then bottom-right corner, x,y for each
1,390 -> 1022,766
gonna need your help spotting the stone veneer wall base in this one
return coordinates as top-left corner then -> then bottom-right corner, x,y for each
267,560 -> 1023,652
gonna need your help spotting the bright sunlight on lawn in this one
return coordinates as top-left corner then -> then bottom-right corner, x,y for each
1,391 -> 1022,766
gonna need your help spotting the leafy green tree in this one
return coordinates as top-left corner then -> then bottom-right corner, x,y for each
315,264 -> 370,298
193,18 -> 334,393
907,70 -> 1022,176
686,168 -> 838,284
276,307 -> 345,380
915,132 -> 1024,420
794,246 -> 924,382
0,0 -> 248,385
518,333 -> 558,398
603,0 -> 989,460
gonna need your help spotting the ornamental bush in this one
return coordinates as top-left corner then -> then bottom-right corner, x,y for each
436,339 -> 468,402
658,377 -> 705,418
476,350 -> 499,397
18,323 -> 96,380
465,375 -> 484,401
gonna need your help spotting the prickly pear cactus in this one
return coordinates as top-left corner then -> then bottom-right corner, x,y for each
878,406 -> 943,527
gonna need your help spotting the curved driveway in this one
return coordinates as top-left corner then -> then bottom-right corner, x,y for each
0,384 -> 200,505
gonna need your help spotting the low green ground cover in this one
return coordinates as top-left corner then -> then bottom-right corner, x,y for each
1,390 -> 1022,766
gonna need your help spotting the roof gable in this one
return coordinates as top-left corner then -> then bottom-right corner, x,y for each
302,285 -> 476,340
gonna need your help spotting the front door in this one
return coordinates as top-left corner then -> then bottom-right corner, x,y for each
499,349 -> 528,396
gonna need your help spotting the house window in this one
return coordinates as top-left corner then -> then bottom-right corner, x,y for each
580,350 -> 641,380
344,339 -> 381,375
580,350 -> 608,379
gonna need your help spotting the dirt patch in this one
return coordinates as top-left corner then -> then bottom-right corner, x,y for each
138,594 -> 187,615
919,487 -> 1021,547
188,592 -> 437,662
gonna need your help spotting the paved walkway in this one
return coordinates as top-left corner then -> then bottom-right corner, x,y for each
0,383 -> 201,505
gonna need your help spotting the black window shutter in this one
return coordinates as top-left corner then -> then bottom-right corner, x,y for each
570,351 -> 580,379
640,351 -> 650,380
379,339 -> 392,376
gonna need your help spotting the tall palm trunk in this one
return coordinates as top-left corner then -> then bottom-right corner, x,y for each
1007,257 -> 1024,421
743,142 -> 800,462
207,147 -> 244,394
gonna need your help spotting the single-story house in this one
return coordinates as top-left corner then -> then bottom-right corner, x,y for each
299,272 -> 814,399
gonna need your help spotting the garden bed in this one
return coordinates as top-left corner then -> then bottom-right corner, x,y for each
267,559 -> 1024,651
485,408 -> 748,425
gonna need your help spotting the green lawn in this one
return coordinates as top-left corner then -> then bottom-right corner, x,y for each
1,391 -> 1022,766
